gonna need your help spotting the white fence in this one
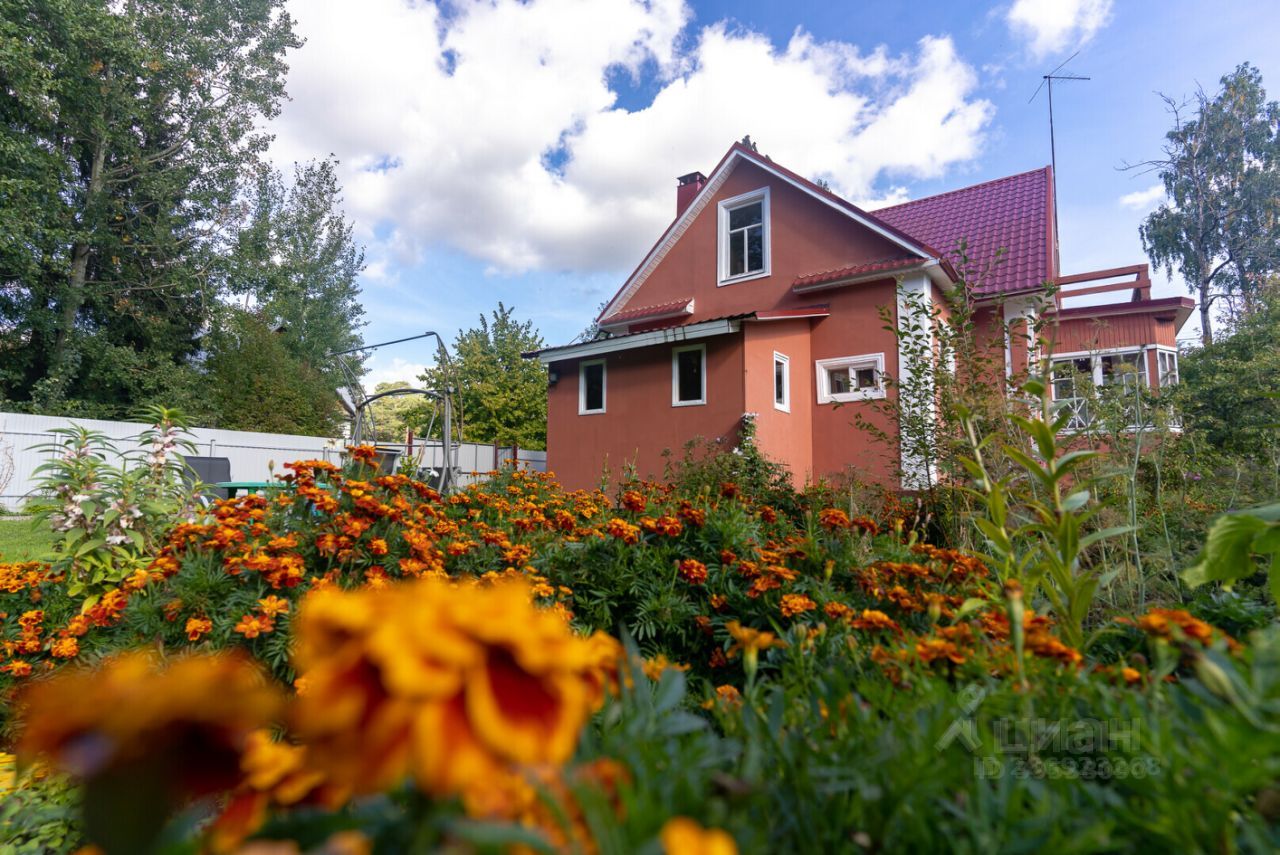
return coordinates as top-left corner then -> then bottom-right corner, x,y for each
0,411 -> 545,510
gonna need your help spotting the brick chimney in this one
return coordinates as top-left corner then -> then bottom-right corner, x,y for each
676,171 -> 707,217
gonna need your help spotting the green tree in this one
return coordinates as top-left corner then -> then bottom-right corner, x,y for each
224,158 -> 366,385
422,304 -> 547,450
203,310 -> 341,436
1135,63 -> 1280,345
1176,283 -> 1280,458
0,0 -> 300,412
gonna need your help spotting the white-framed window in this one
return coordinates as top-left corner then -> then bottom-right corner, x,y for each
579,359 -> 606,415
815,353 -> 885,404
773,352 -> 790,412
1157,348 -> 1179,387
717,188 -> 770,285
1050,347 -> 1155,430
672,344 -> 706,406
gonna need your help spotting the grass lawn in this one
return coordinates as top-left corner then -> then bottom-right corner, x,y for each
0,518 -> 57,562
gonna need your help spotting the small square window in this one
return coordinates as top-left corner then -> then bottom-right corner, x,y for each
579,360 -> 605,414
773,352 -> 790,411
815,354 -> 885,404
672,345 -> 706,406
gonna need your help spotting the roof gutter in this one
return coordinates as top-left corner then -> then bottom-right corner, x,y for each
525,317 -> 744,365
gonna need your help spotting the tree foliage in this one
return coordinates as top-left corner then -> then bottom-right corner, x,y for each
0,0 -> 301,414
421,304 -> 547,450
203,311 -> 342,436
223,158 -> 365,385
1176,283 -> 1280,457
1137,63 -> 1280,345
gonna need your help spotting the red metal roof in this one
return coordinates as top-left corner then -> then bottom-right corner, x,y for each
600,297 -> 693,327
792,256 -> 926,291
873,167 -> 1055,296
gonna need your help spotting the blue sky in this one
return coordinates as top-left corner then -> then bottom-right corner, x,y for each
266,1 -> 1280,386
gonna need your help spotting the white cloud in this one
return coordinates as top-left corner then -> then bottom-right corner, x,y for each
271,1 -> 994,275
1119,184 -> 1165,210
1006,0 -> 1113,59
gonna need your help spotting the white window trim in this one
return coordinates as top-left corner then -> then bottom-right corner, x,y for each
1155,346 -> 1180,387
717,187 -> 771,286
1049,347 -> 1151,394
815,353 -> 886,404
672,343 -> 707,407
773,351 -> 790,413
578,359 -> 606,415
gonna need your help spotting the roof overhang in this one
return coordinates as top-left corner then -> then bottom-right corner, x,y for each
754,305 -> 830,320
792,259 -> 944,294
1050,296 -> 1196,332
599,298 -> 694,331
525,316 -> 745,365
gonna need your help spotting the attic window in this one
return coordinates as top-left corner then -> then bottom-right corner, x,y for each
718,188 -> 770,285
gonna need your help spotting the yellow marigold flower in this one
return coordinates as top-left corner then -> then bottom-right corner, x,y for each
291,578 -> 610,797
660,816 -> 738,855
16,652 -> 282,798
641,654 -> 691,681
257,595 -> 291,619
724,621 -> 786,657
779,593 -> 816,618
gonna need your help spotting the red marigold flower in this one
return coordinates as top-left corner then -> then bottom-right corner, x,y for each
677,558 -> 708,585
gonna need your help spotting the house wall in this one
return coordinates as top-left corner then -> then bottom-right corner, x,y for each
1049,313 -> 1178,354
545,334 -> 747,490
808,281 -> 903,487
618,159 -> 909,327
1047,313 -> 1181,390
743,319 -> 813,487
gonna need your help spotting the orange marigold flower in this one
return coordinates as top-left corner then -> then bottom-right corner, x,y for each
1122,667 -> 1142,685
708,594 -> 728,612
641,654 -> 690,681
605,518 -> 641,544
620,490 -> 646,512
234,614 -> 273,639
818,508 -> 851,530
290,578 -> 611,797
824,601 -> 853,622
1136,608 -> 1219,647
677,558 -> 708,585
186,616 -> 213,642
725,621 -> 786,658
2,660 -> 33,678
50,637 -> 79,659
16,652 -> 282,798
779,593 -> 816,618
916,638 -> 966,666
258,595 -> 291,619
660,816 -> 738,855
850,609 -> 901,634
369,538 -> 389,556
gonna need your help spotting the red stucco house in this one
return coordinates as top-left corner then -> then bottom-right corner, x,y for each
527,141 -> 1193,491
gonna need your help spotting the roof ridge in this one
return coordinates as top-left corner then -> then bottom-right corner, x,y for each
872,166 -> 1050,214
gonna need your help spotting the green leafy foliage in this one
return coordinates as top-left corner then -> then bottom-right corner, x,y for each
420,303 -> 547,449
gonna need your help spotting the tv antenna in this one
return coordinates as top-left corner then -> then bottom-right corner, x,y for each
1030,50 -> 1090,267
